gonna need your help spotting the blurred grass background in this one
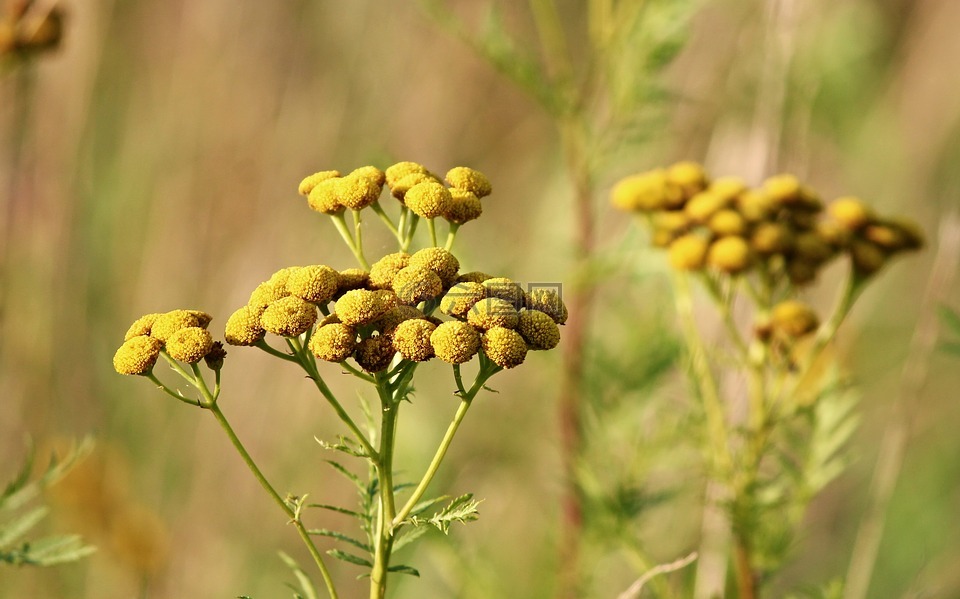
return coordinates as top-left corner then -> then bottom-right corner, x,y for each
1,1 -> 958,597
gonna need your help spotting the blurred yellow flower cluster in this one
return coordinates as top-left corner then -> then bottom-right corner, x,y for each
611,162 -> 923,284
113,309 -> 223,375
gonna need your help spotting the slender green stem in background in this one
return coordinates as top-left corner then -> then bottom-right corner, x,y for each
255,339 -> 298,362
427,217 -> 438,247
403,214 -> 421,251
330,212 -> 371,269
146,372 -> 201,406
444,223 -> 460,251
353,209 -> 366,261
371,202 -> 403,243
340,360 -> 376,383
206,401 -> 339,599
370,373 -> 400,599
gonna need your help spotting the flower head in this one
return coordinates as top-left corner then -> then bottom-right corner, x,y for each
369,252 -> 411,290
150,310 -> 203,343
467,297 -> 519,330
828,197 -> 873,231
482,327 -> 527,369
224,305 -> 266,346
124,313 -> 162,341
668,234 -> 708,271
392,319 -> 437,362
443,189 -> 483,224
771,301 -> 819,338
377,305 -> 427,336
385,161 -> 430,188
309,323 -> 357,363
307,178 -> 344,214
248,281 -> 290,309
298,170 -> 340,196
335,289 -> 396,325
457,271 -> 493,284
337,268 -> 370,296
707,236 -> 753,273
430,321 -> 481,364
113,335 -> 163,375
204,342 -> 227,370
409,247 -> 460,287
405,181 -> 452,219
445,167 -> 492,198
525,288 -> 568,324
287,265 -> 340,304
166,327 -> 214,364
392,265 -> 443,304
518,310 -> 560,350
354,336 -> 395,373
337,173 -> 382,211
350,166 -> 386,187
440,282 -> 486,318
261,296 -> 317,337
480,278 -> 524,310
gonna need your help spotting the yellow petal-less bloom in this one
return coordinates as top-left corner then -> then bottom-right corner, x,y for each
685,190 -> 730,223
445,167 -> 492,198
392,319 -> 437,362
377,305 -> 426,336
482,327 -> 527,369
667,161 -> 708,196
287,265 -> 340,304
771,301 -> 819,337
828,197 -> 873,231
736,190 -> 777,222
525,288 -> 568,325
405,181 -> 452,219
518,310 -> 561,350
124,313 -> 162,341
763,174 -> 802,205
480,277 -> 524,309
467,297 -> 519,330
440,282 -> 486,319
385,161 -> 430,188
309,323 -> 357,363
350,166 -> 386,187
354,336 -> 395,373
390,172 -> 435,203
337,173 -> 382,211
298,170 -> 340,196
409,247 -> 460,287
392,265 -> 443,304
443,189 -> 483,224
369,252 -> 411,290
224,305 -> 265,346
113,335 -> 163,375
337,268 -> 370,296
668,234 -> 709,271
166,327 -> 214,364
249,281 -> 290,309
708,209 -> 747,237
261,296 -> 317,337
185,310 -> 214,328
610,171 -> 669,212
751,222 -> 794,255
457,271 -> 493,284
307,178 -> 344,214
335,289 -> 396,326
708,176 -> 747,202
430,321 -> 481,364
707,236 -> 753,273
150,310 -> 202,343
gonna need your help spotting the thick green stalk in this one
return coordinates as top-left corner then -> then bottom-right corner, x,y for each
370,374 -> 399,599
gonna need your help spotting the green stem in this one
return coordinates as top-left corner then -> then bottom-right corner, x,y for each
146,373 -> 201,406
255,339 -> 298,362
427,217 -> 438,247
207,402 -> 339,599
353,209 -> 365,261
340,360 -> 376,383
371,202 -> 403,243
444,223 -> 460,251
370,374 -> 400,599
404,214 -> 421,251
330,212 -> 370,269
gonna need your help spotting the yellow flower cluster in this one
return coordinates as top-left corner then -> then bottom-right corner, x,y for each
217,247 -> 568,372
114,309 -> 220,375
611,162 -> 924,284
298,162 -> 490,225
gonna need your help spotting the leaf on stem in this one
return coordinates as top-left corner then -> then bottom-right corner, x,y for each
278,551 -> 319,599
327,548 -> 373,568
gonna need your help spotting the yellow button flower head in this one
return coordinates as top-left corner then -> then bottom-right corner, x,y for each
166,327 -> 214,364
113,335 -> 163,375
354,336 -> 395,373
864,220 -> 924,253
124,313 -> 162,341
685,190 -> 730,223
390,172 -> 435,203
261,296 -> 317,337
828,197 -> 873,231
445,167 -> 492,198
440,282 -> 486,318
708,176 -> 747,202
480,277 -> 524,309
369,252 -> 411,290
610,171 -> 669,212
707,236 -> 753,273
751,222 -> 794,255
653,211 -> 690,234
150,310 -> 203,343
667,161 -> 708,196
392,319 -> 437,362
405,181 -> 452,219
430,321 -> 481,364
763,174 -> 801,205
224,305 -> 265,346
385,161 -> 430,188
298,170 -> 340,196
736,190 -> 777,222
377,305 -> 426,337
468,297 -> 519,330
771,300 -> 819,338
350,166 -> 386,187
392,265 -> 443,304
249,281 -> 290,309
287,265 -> 340,304
337,173 -> 382,211
410,247 -> 460,287
457,271 -> 493,284
708,209 -> 747,236
337,268 -> 370,296
482,327 -> 527,369
443,189 -> 483,224
204,341 -> 227,370
309,323 -> 357,363
525,288 -> 568,325
335,289 -> 396,326
518,309 -> 561,350
307,178 -> 344,214
816,220 -> 851,249
185,310 -> 214,328
268,266 -> 300,288
668,234 -> 709,271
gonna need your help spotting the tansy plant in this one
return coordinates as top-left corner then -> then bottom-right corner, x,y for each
112,163 -> 565,599
612,162 -> 922,598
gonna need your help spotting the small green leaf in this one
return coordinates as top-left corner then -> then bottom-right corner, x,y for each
409,495 -> 449,518
387,564 -> 420,577
21,535 -> 95,566
324,461 -> 364,492
306,503 -> 367,521
428,494 -> 481,534
327,549 -> 373,568
0,506 -> 48,549
392,525 -> 430,552
278,551 -> 318,599
308,529 -> 372,553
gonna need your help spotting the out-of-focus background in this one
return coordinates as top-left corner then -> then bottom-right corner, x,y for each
1,1 -> 958,597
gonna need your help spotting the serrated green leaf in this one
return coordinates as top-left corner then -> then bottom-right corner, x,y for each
327,549 -> 373,568
278,551 -> 318,599
0,506 -> 47,549
308,529 -> 372,553
409,495 -> 449,518
387,564 -> 420,577
306,503 -> 367,521
324,461 -> 364,492
392,524 -> 430,552
1,441 -> 35,505
429,494 -> 481,534
21,535 -> 95,566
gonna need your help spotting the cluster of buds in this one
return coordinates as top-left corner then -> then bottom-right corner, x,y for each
220,247 -> 565,371
113,310 -> 226,376
612,162 -> 923,284
0,1 -> 64,58
298,162 -> 489,225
